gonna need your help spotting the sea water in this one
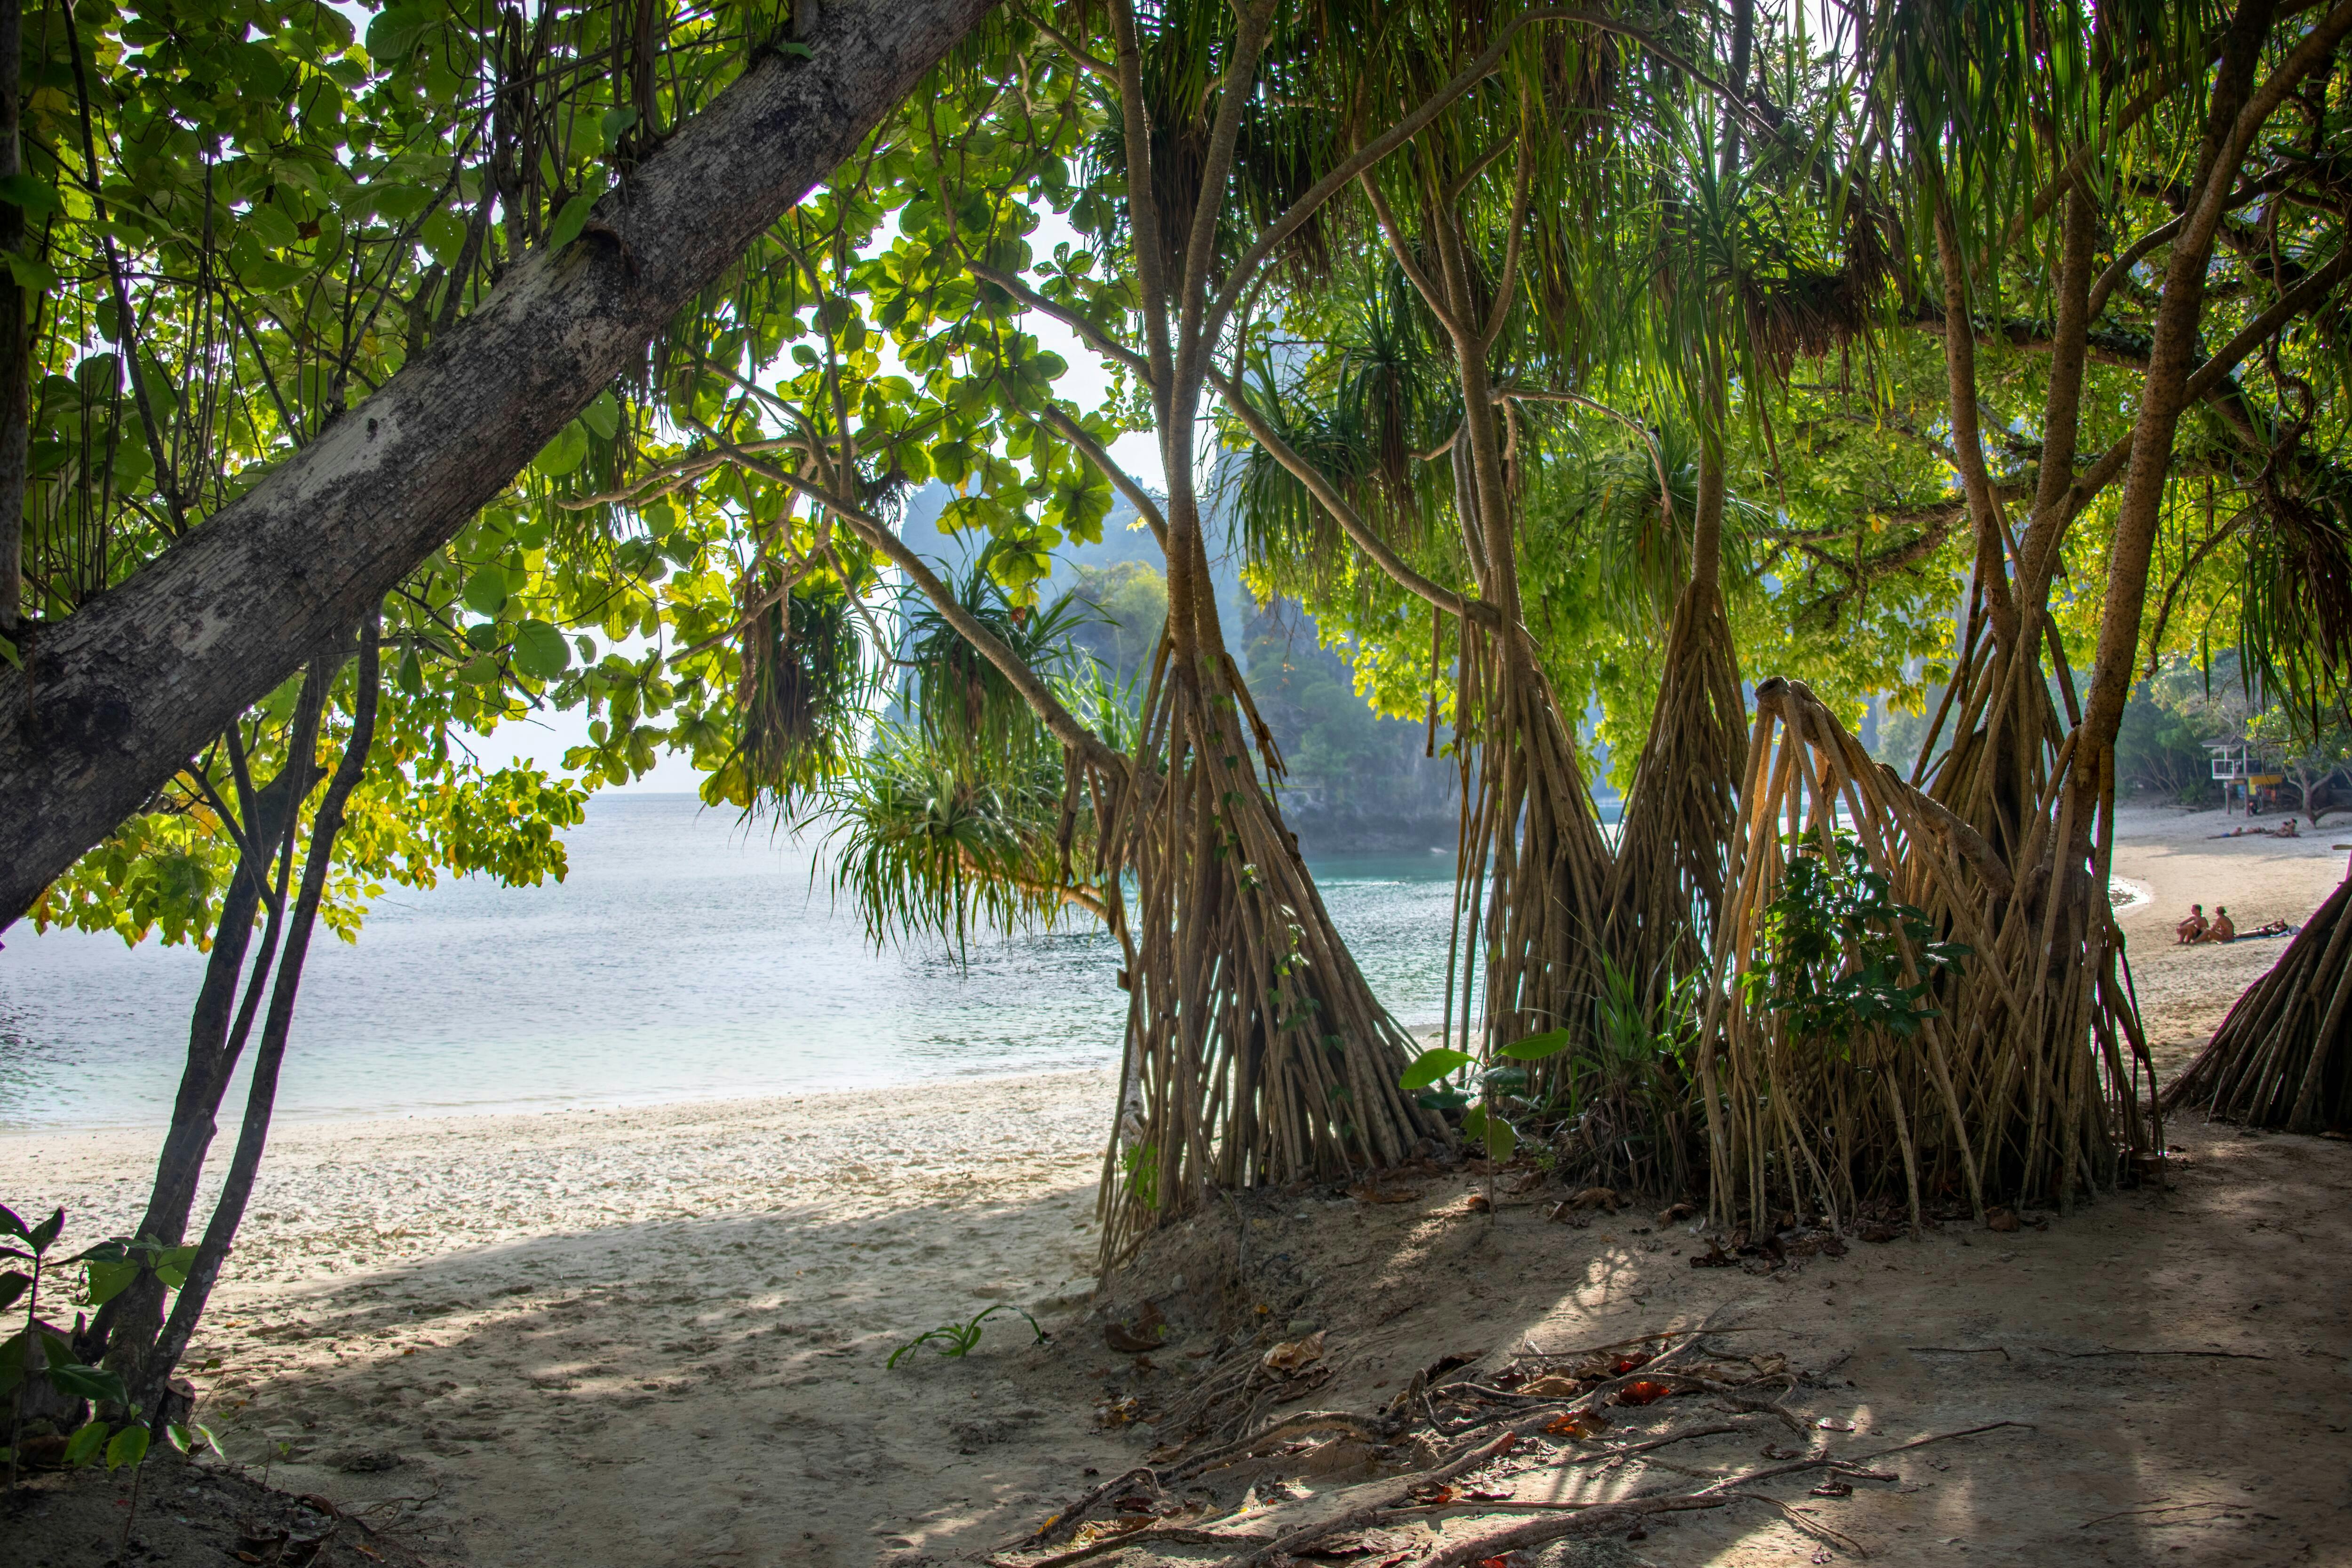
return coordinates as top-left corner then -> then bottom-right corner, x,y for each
0,793 -> 1486,1132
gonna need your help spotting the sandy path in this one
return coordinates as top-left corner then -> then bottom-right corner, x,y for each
2107,802 -> 2350,1072
3,803 -> 2348,1565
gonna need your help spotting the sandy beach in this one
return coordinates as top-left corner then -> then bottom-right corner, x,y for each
6,802 -> 2350,1566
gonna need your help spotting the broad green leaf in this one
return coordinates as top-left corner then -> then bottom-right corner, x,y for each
1498,1029 -> 1576,1062
421,209 -> 468,267
1485,1114 -> 1518,1163
0,1204 -> 23,1238
512,620 -> 572,681
1398,1046 -> 1475,1092
246,202 -> 300,253
546,191 -> 596,253
534,420 -> 588,477
105,1422 -> 150,1472
599,105 -> 639,152
460,571 -> 508,617
0,1270 -> 24,1310
154,1245 -> 198,1289
580,390 -> 620,441
0,174 -> 61,215
47,1361 -> 130,1406
28,1206 -> 62,1255
63,1420 -> 110,1467
364,5 -> 430,60
84,1258 -> 139,1305
164,1423 -> 192,1454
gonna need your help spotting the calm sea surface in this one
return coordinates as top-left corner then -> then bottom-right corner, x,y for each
0,793 -> 1485,1132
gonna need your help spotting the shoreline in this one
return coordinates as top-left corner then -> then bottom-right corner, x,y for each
0,1060 -> 1128,1144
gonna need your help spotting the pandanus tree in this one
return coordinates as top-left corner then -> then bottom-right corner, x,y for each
1215,3 -> 1784,1180
1697,0 -> 2352,1228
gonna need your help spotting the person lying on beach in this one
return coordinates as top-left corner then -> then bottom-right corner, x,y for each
2193,907 -> 2237,943
2176,904 -> 2208,943
2245,918 -> 2298,938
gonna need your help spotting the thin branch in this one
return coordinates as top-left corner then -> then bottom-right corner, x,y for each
1208,366 -> 1473,621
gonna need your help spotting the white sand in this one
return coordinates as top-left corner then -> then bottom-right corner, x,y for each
3,800 -> 2347,1565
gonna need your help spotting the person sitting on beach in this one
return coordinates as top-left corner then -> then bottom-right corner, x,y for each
2277,817 -> 2301,838
2195,906 -> 2237,943
2177,903 -> 2209,943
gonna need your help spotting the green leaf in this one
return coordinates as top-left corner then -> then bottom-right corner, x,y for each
0,1330 -> 22,1396
28,1206 -> 62,1255
0,1204 -> 24,1238
84,1258 -> 139,1305
164,1423 -> 192,1454
599,105 -> 639,152
778,40 -> 815,59
461,571 -> 508,617
1498,1028 -> 1576,1062
421,209 -> 468,268
1398,1046 -> 1475,1092
534,420 -> 588,477
0,173 -> 61,215
246,202 -> 300,252
153,1245 -> 197,1290
1485,1114 -> 1518,1163
545,190 -> 596,253
47,1361 -> 130,1406
512,619 -> 572,681
105,1422 -> 150,1472
63,1420 -> 111,1467
580,389 -> 620,441
364,5 -> 430,60
0,1270 -> 24,1311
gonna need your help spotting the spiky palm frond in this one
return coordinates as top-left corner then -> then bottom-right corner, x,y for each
901,552 -> 1095,771
821,720 -> 1092,956
704,582 -> 870,814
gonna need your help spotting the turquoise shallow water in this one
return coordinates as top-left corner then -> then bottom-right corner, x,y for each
0,793 -> 1478,1132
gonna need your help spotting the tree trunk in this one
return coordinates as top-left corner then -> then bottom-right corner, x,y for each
0,0 -> 27,638
83,673 -> 327,1372
134,622 -> 381,1414
0,0 -> 999,928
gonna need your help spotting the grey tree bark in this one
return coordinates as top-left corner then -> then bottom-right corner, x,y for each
0,0 -> 998,928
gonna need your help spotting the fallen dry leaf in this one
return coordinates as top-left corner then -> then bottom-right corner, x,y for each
1522,1373 -> 1585,1397
1465,1193 -> 1493,1214
1810,1478 -> 1853,1497
1854,1220 -> 1901,1243
1261,1329 -> 1327,1374
1543,1411 -> 1608,1438
1567,1186 -> 1622,1211
1614,1379 -> 1676,1406
1656,1201 -> 1698,1225
1986,1207 -> 2022,1233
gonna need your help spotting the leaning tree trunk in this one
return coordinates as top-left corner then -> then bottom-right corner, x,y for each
0,0 -> 1001,927
133,619 -> 381,1415
84,669 -> 328,1376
